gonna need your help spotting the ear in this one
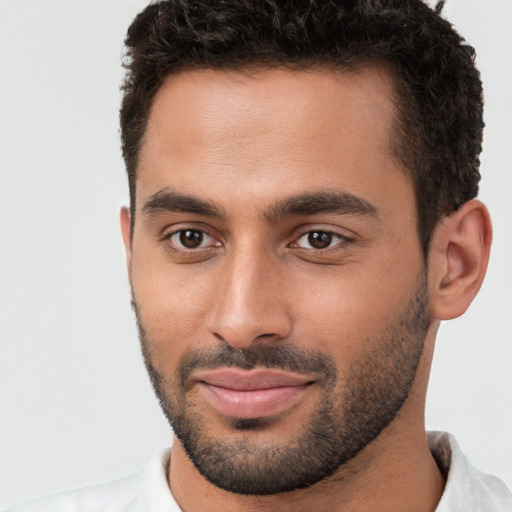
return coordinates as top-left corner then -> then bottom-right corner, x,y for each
120,206 -> 132,276
428,199 -> 492,320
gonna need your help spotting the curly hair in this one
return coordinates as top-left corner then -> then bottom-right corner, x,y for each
120,0 -> 484,254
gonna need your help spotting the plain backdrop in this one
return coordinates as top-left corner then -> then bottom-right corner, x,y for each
0,0 -> 511,507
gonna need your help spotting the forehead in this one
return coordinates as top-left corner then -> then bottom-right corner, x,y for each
136,65 -> 408,212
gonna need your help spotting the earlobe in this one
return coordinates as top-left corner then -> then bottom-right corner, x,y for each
120,206 -> 132,274
428,199 -> 492,320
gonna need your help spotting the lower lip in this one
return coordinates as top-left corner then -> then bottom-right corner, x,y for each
200,382 -> 311,419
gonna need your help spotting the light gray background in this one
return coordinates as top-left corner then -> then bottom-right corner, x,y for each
0,0 -> 511,507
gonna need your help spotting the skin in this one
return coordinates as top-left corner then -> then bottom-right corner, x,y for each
121,65 -> 492,511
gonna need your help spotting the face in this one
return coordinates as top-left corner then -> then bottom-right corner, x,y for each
123,66 -> 430,495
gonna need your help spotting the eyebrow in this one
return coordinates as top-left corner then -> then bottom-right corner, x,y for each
142,188 -> 379,223
142,189 -> 225,219
265,191 -> 380,222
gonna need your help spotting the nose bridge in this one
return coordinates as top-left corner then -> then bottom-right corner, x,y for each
207,240 -> 291,348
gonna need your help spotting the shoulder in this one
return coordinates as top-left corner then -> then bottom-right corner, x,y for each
3,447 -> 176,512
3,473 -> 143,512
429,431 -> 512,512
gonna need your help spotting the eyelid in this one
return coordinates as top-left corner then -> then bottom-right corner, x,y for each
289,226 -> 356,252
161,225 -> 222,252
292,225 -> 355,240
161,221 -> 220,240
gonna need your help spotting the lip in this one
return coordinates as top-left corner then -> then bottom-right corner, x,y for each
194,368 -> 315,419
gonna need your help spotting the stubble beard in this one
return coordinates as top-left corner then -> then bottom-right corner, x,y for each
133,274 -> 430,495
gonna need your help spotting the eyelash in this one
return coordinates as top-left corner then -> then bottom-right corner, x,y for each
162,227 -> 353,257
290,230 -> 353,252
162,228 -> 220,253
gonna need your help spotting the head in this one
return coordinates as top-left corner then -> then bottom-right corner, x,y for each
119,0 -> 491,498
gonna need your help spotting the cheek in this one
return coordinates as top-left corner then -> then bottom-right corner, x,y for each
131,252 -> 217,359
291,256 -> 422,366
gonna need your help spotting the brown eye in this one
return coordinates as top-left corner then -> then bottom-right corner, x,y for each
307,231 -> 333,249
179,230 -> 204,248
294,230 -> 347,251
168,229 -> 221,251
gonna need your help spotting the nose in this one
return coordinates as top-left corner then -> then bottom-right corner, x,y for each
206,248 -> 292,349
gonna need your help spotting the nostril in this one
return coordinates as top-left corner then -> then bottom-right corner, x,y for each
255,333 -> 278,340
213,332 -> 226,343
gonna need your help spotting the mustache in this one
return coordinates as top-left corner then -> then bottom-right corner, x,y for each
132,297 -> 336,388
177,343 -> 337,388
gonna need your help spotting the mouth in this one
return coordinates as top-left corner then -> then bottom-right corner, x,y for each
193,368 -> 316,420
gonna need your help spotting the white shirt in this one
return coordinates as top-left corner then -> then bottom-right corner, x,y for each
5,432 -> 512,511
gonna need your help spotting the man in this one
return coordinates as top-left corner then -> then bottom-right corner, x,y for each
6,0 -> 511,511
